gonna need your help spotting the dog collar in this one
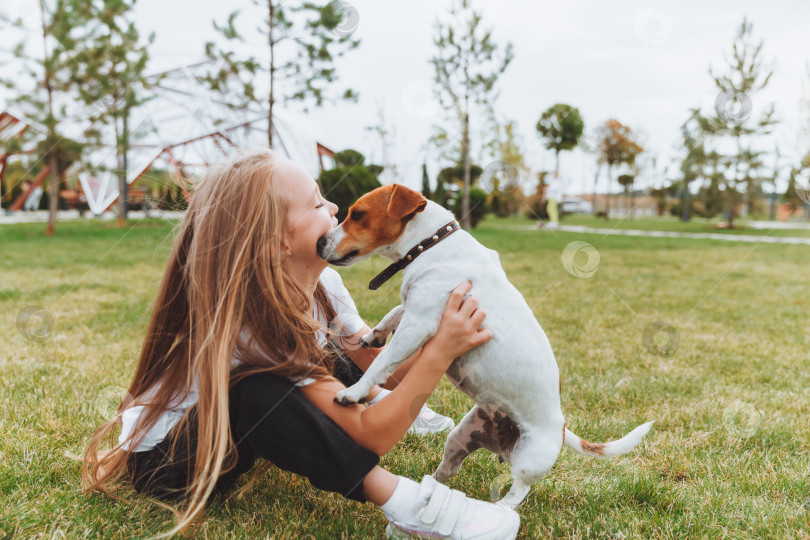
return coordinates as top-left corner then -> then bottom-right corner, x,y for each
368,221 -> 460,290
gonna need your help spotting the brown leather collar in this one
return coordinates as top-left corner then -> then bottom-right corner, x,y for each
368,221 -> 460,290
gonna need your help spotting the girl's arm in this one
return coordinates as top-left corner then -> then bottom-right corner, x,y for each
342,327 -> 421,390
300,282 -> 490,456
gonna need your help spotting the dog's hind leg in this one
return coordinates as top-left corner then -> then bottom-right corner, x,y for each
359,305 -> 405,348
434,405 -> 491,482
497,432 -> 563,509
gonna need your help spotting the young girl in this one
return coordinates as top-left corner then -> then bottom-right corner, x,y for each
82,149 -> 521,539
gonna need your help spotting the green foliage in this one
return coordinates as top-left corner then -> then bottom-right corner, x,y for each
701,18 -> 777,223
783,169 -> 807,211
596,119 -> 644,219
432,178 -> 449,207
430,0 -> 513,119
34,136 -> 84,175
333,149 -> 365,168
318,149 -> 382,221
65,0 -> 154,151
421,163 -> 432,200
437,164 -> 483,188
434,163 -> 491,226
163,183 -> 188,212
489,180 -> 524,217
0,0 -> 93,228
430,0 -> 512,228
0,161 -> 28,209
695,177 -> 724,218
480,116 -> 530,195
203,1 -> 360,146
536,103 -> 584,174
450,186 -> 489,228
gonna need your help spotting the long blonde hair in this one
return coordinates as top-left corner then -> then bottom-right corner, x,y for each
82,148 -> 337,536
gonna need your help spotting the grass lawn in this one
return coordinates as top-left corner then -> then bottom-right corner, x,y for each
1,217 -> 809,538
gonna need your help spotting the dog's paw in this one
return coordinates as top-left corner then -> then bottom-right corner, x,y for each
334,385 -> 369,406
359,330 -> 386,349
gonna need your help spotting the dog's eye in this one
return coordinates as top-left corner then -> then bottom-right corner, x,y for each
350,210 -> 366,221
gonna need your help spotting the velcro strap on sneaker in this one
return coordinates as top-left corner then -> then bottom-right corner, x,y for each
421,482 -> 451,525
437,489 -> 467,536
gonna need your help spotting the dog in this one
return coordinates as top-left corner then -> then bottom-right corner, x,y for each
317,183 -> 654,508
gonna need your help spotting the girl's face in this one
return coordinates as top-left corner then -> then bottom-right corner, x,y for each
281,158 -> 339,274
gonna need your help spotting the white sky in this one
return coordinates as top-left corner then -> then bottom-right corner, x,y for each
2,0 -> 809,195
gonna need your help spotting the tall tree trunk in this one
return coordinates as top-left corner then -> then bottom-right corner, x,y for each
592,167 -> 599,215
461,102 -> 471,230
117,110 -> 129,225
41,0 -> 58,235
268,0 -> 275,148
624,185 -> 629,216
630,181 -> 635,219
554,149 -> 560,181
46,153 -> 59,235
730,135 -> 741,227
681,176 -> 690,222
604,165 -> 612,220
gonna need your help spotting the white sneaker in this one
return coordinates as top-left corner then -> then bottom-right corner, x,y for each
408,405 -> 455,436
385,475 -> 520,540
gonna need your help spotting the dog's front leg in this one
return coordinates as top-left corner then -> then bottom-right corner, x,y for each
334,313 -> 436,406
359,305 -> 405,348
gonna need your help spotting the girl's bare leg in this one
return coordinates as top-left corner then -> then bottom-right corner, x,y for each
362,466 -> 399,505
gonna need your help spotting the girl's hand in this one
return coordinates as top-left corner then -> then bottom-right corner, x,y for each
427,281 -> 492,367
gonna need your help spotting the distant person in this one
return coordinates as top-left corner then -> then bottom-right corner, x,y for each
22,180 -> 43,212
538,172 -> 561,230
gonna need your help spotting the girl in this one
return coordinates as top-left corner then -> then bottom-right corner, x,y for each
82,149 -> 520,539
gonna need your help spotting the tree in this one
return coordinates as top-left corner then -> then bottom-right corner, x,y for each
481,116 -> 527,217
617,173 -> 634,216
437,162 -> 490,226
66,0 -> 154,224
430,0 -> 512,230
204,1 -> 360,148
536,103 -> 584,187
708,17 -> 777,224
595,119 -> 643,219
432,175 -> 449,207
420,162 -> 432,199
0,0 -> 90,234
452,186 -> 488,227
784,167 -> 806,214
676,109 -> 706,222
317,149 -> 382,221
437,163 -> 483,191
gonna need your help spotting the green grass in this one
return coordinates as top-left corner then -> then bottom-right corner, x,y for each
1,217 -> 809,538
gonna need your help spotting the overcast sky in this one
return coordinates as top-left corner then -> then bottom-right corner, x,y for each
2,0 -> 809,195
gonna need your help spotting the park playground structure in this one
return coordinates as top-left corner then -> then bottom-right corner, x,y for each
0,60 -> 334,216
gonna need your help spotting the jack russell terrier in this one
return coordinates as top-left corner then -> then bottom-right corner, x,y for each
317,183 -> 654,508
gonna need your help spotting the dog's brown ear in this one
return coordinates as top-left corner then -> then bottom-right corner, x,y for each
387,184 -> 427,220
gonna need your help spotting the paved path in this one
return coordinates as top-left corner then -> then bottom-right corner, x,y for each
509,224 -> 810,246
0,209 -> 184,225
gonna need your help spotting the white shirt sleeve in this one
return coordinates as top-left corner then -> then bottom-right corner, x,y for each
318,267 -> 366,338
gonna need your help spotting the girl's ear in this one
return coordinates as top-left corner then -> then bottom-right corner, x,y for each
280,239 -> 292,259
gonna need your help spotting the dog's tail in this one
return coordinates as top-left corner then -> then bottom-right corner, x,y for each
563,421 -> 654,458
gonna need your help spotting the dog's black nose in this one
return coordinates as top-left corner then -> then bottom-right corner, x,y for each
316,235 -> 327,256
